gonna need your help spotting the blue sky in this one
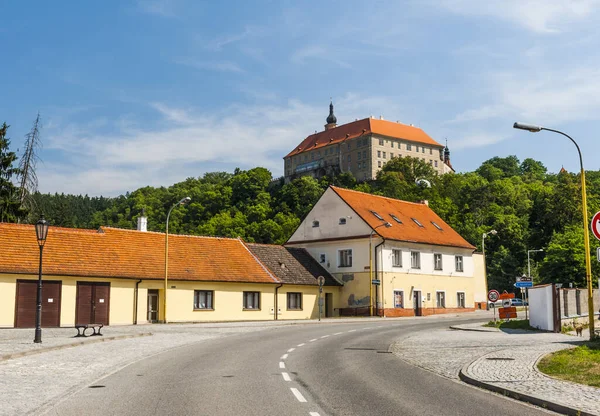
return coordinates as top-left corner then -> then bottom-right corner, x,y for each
2,0 -> 600,196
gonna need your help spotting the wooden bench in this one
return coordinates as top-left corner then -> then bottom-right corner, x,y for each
75,324 -> 104,337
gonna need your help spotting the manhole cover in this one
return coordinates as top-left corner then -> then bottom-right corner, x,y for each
486,357 -> 515,361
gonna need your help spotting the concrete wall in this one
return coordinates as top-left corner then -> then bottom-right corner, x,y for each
529,284 -> 554,331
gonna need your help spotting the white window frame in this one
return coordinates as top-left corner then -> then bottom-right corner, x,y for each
393,290 -> 404,308
194,290 -> 214,310
392,249 -> 402,267
457,291 -> 466,308
436,291 -> 446,308
411,251 -> 420,269
338,249 -> 353,268
434,253 -> 443,270
243,291 -> 261,310
455,255 -> 464,272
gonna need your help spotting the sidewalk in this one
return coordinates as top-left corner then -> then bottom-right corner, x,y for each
392,322 -> 599,416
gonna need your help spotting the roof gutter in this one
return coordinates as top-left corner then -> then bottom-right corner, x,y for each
133,279 -> 142,325
274,283 -> 284,320
374,236 -> 386,317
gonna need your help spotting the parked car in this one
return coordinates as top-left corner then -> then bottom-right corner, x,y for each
510,298 -> 528,306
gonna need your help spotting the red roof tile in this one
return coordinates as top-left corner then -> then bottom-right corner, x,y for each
330,186 -> 476,250
285,118 -> 443,158
0,223 -> 278,283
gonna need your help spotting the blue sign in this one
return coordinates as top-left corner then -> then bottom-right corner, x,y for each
515,281 -> 533,288
371,279 -> 381,285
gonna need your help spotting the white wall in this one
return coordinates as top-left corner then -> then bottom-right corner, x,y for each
529,284 -> 554,331
287,187 -> 372,243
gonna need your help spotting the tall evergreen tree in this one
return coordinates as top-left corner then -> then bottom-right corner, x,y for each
0,123 -> 21,222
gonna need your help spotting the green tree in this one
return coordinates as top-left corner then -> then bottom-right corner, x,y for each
0,123 -> 21,222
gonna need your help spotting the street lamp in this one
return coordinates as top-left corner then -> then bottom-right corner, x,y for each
514,122 -> 595,339
164,197 -> 191,323
370,222 -> 392,316
527,248 -> 544,281
34,216 -> 49,343
482,229 -> 497,301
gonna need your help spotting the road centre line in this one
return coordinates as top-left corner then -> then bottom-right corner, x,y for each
297,343 -> 305,347
282,372 -> 291,381
309,413 -> 320,416
320,335 -> 329,338
281,354 -> 288,360
279,361 -> 286,369
291,388 -> 307,403
348,329 -> 356,332
333,332 -> 343,335
287,348 -> 295,352
309,338 -> 317,342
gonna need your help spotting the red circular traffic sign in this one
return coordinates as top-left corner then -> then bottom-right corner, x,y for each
591,211 -> 600,241
488,290 -> 500,303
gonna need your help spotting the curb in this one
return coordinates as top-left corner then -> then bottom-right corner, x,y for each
0,332 -> 153,362
458,362 -> 596,416
449,325 -> 498,333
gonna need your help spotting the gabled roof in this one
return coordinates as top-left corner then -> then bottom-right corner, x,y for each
285,118 -> 443,158
0,223 -> 278,284
330,186 -> 476,250
246,243 -> 342,286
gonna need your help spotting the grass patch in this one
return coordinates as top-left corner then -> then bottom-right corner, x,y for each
483,319 -> 536,330
538,341 -> 600,388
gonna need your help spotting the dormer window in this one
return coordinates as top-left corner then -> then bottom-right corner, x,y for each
370,211 -> 384,220
312,220 -> 320,228
339,218 -> 347,225
390,214 -> 402,224
431,221 -> 443,231
411,218 -> 424,227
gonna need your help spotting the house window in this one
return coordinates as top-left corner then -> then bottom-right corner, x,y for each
435,160 -> 438,167
339,249 -> 353,267
194,290 -> 214,310
429,148 -> 433,155
411,218 -> 424,227
358,152 -> 362,160
391,142 -> 394,148
392,249 -> 402,267
377,150 -> 381,158
370,210 -> 384,220
434,253 -> 443,270
339,218 -> 347,225
325,149 -> 329,156
383,152 -> 386,159
394,290 -> 404,308
362,150 -> 366,159
457,292 -> 465,308
287,292 -> 302,310
312,220 -> 320,228
411,251 -> 420,269
436,291 -> 446,308
348,154 -> 351,162
378,161 -> 382,167
431,221 -> 443,231
455,256 -> 464,272
407,144 -> 412,151
243,291 -> 260,309
390,214 -> 402,224
319,254 -> 326,264
379,139 -> 384,145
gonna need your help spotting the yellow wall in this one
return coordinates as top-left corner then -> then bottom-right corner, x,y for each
0,275 -> 17,327
334,271 -> 371,310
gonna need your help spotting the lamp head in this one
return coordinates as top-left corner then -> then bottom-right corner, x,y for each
179,197 -> 191,205
35,215 -> 49,247
384,222 -> 392,228
490,229 -> 498,235
513,122 -> 542,133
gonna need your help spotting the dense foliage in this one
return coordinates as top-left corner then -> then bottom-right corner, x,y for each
2,132 -> 599,292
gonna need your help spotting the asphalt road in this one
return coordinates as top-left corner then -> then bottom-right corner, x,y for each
45,319 -> 556,416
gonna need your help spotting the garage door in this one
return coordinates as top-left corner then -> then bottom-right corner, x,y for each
76,282 -> 110,325
15,280 -> 62,328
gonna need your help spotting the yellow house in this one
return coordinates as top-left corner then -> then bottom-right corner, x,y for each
0,222 -> 341,328
286,186 -> 487,316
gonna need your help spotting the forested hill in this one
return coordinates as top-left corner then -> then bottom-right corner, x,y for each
23,156 -> 600,291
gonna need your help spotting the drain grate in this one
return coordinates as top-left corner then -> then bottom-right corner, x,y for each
486,357 -> 515,361
89,385 -> 106,389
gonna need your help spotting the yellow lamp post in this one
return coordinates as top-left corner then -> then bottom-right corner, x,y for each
482,229 -> 497,301
369,222 -> 392,316
514,122 -> 595,339
164,196 -> 191,323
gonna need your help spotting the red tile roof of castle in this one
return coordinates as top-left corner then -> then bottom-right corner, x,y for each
330,186 -> 476,250
285,118 -> 443,158
0,223 -> 279,283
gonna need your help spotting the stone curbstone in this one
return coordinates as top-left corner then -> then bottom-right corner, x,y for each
449,325 -> 499,333
0,332 -> 153,362
458,361 -> 595,416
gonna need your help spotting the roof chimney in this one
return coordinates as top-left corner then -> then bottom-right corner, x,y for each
419,200 -> 429,206
137,209 -> 148,232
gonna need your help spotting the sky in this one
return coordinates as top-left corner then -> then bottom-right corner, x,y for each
2,0 -> 600,196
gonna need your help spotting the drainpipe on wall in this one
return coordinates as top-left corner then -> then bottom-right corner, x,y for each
374,237 -> 386,317
134,279 -> 142,325
274,283 -> 283,320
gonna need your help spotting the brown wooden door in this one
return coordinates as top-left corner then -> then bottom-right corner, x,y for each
76,282 -> 110,325
15,280 -> 61,328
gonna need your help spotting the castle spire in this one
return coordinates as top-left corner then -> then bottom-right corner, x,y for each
325,99 -> 337,130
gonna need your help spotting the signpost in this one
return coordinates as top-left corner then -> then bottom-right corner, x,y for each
591,211 -> 600,241
498,291 -> 517,320
488,290 -> 500,321
371,279 -> 381,285
516,275 -> 532,319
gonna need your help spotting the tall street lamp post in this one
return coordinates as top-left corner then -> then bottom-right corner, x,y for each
369,222 -> 392,316
34,216 -> 49,343
482,229 -> 497,303
514,122 -> 595,340
164,197 -> 191,324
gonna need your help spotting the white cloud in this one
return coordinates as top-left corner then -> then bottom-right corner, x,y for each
203,26 -> 264,51
439,0 -> 599,33
175,59 -> 244,73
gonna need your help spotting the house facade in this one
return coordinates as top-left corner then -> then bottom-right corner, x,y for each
283,102 -> 454,182
286,186 -> 487,316
0,222 -> 340,328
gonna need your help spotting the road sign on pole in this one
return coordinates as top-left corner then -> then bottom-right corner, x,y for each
371,279 -> 381,285
591,211 -> 600,241
487,290 -> 500,303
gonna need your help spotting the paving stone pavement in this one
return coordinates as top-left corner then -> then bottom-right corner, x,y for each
392,323 -> 599,416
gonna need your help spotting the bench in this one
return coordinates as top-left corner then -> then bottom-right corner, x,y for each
75,324 -> 104,337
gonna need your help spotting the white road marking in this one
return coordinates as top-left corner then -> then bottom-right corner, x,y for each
291,387 -> 307,403
279,361 -> 286,369
281,353 -> 288,360
309,338 -> 318,342
309,413 -> 321,416
297,343 -> 305,347
333,332 -> 343,335
348,329 -> 356,333
288,348 -> 296,352
320,335 -> 329,338
282,372 -> 291,381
